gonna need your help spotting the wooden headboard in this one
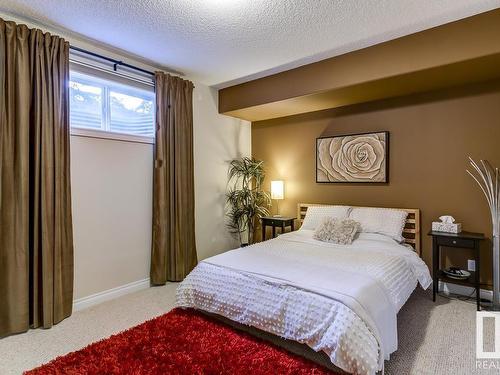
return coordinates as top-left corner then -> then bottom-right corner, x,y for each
297,203 -> 421,255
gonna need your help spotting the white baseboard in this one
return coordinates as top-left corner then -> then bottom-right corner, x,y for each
439,281 -> 493,301
73,278 -> 150,312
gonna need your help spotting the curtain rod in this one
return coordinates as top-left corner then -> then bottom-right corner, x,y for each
69,46 -> 155,76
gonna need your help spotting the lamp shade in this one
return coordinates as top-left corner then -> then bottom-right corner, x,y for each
271,180 -> 284,200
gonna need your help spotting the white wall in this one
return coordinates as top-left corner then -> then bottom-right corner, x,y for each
0,12 -> 251,301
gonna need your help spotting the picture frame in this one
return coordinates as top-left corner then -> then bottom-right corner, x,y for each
316,131 -> 389,183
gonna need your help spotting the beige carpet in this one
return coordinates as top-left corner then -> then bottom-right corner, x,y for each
0,284 -> 494,375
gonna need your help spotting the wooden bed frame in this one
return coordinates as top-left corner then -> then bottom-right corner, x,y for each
297,203 -> 421,256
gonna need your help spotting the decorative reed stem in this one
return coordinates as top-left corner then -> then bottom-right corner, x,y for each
467,157 -> 500,309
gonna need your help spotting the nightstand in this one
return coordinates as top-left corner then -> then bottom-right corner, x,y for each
428,230 -> 485,310
261,216 -> 296,241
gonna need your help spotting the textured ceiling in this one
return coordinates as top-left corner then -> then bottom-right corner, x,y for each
1,0 -> 499,86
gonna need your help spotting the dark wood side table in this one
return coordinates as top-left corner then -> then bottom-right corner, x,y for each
428,230 -> 485,311
261,216 -> 296,241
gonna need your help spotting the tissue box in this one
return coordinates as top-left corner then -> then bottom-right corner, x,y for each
432,222 -> 462,233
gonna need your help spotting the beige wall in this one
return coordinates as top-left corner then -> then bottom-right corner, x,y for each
193,85 -> 251,260
70,82 -> 250,300
71,137 -> 153,299
252,80 -> 500,286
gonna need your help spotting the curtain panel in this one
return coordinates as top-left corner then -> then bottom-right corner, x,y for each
0,18 -> 74,337
151,72 -> 197,284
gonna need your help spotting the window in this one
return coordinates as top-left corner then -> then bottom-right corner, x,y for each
69,71 -> 155,140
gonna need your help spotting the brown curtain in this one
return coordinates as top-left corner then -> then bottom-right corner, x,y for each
0,19 -> 73,337
151,72 -> 197,284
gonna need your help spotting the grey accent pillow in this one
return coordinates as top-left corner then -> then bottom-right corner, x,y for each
313,217 -> 361,245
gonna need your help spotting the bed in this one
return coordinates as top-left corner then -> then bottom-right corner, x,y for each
176,204 -> 432,375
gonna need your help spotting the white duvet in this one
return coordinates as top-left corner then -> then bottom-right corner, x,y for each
176,230 -> 431,375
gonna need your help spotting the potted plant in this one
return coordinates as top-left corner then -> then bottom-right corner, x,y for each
226,157 -> 271,246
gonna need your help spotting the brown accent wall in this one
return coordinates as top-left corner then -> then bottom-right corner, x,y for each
252,80 -> 500,287
221,10 -> 500,122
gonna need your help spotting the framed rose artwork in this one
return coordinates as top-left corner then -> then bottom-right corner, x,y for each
316,131 -> 389,183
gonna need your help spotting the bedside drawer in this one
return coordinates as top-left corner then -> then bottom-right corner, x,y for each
265,219 -> 291,226
437,236 -> 474,248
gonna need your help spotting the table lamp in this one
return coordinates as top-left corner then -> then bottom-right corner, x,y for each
271,180 -> 284,217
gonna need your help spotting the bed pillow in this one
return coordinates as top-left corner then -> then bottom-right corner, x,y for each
301,205 -> 351,230
349,207 -> 408,242
313,217 -> 360,245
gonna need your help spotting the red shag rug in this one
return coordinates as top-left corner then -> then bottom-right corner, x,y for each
26,308 -> 337,375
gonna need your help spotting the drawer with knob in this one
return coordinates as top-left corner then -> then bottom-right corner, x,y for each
436,236 -> 474,248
